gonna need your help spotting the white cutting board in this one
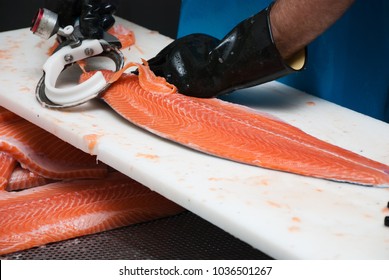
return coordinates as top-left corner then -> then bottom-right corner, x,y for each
1,18 -> 388,260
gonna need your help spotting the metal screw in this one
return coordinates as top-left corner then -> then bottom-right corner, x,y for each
64,54 -> 73,63
84,48 -> 94,56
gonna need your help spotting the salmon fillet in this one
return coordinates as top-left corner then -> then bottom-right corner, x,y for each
81,63 -> 389,187
0,152 -> 17,190
6,167 -> 56,191
0,106 -> 19,122
0,117 -> 108,180
0,172 -> 184,255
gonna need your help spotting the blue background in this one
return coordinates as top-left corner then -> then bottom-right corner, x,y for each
178,0 -> 389,122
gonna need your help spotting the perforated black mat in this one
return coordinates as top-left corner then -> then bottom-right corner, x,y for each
1,211 -> 272,260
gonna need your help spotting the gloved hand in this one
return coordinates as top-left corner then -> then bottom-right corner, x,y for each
45,0 -> 117,39
148,4 -> 306,98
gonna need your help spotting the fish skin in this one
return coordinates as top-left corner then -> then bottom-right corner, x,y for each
81,65 -> 389,187
6,167 -> 56,192
0,117 -> 108,180
0,172 -> 184,255
0,152 -> 17,190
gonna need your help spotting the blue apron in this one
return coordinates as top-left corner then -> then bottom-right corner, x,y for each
177,0 -> 389,122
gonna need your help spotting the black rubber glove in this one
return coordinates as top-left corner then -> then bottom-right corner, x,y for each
148,4 -> 306,98
45,0 -> 116,39
79,0 -> 117,39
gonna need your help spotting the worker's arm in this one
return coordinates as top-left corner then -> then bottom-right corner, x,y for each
271,0 -> 355,59
148,0 -> 356,98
